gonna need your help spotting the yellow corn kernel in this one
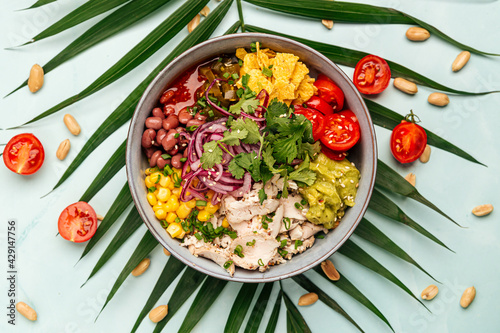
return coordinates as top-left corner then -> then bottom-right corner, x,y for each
172,188 -> 181,197
205,201 -> 220,214
177,229 -> 186,239
145,168 -> 154,176
172,167 -> 182,178
166,212 -> 177,223
192,177 -> 199,187
145,176 -> 155,188
155,209 -> 167,220
166,222 -> 183,238
156,187 -> 171,202
176,203 -> 192,219
152,202 -> 163,212
185,199 -> 197,209
147,193 -> 157,206
206,190 -> 215,200
165,196 -> 180,212
150,172 -> 161,184
167,181 -> 175,190
197,210 -> 211,222
222,217 -> 229,228
159,175 -> 171,188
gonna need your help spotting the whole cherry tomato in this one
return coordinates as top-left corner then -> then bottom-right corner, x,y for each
353,55 -> 391,95
58,202 -> 98,243
390,111 -> 427,163
3,133 -> 45,175
320,110 -> 361,151
305,96 -> 334,115
314,78 -> 345,111
293,105 -> 325,141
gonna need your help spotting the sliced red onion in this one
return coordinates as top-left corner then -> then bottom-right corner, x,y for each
256,89 -> 270,108
228,173 -> 252,198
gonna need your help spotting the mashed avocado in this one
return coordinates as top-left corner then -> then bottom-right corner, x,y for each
300,153 -> 360,229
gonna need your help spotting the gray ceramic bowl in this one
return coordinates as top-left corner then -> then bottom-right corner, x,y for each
126,33 -> 377,283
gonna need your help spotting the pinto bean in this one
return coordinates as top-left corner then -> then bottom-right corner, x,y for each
156,129 -> 167,145
171,153 -> 183,169
186,119 -> 205,128
167,146 -> 179,156
163,105 -> 175,116
175,126 -> 186,133
195,111 -> 208,121
141,129 -> 156,148
162,114 -> 179,131
145,117 -> 163,130
144,147 -> 156,159
162,129 -> 179,151
156,156 -> 171,170
152,107 -> 165,119
160,90 -> 174,104
150,150 -> 163,167
178,138 -> 189,152
178,109 -> 193,124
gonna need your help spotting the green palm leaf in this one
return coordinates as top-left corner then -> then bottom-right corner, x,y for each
338,239 -> 427,309
354,218 -> 437,281
153,268 -> 207,332
265,289 -> 282,333
22,0 -> 57,10
13,0 -> 210,128
83,207 -> 143,284
97,230 -> 157,317
292,274 -> 364,332
131,257 -> 186,333
244,0 -> 500,56
224,283 -> 259,333
365,99 -> 483,166
8,0 -> 173,96
244,282 -> 274,333
376,159 -> 459,226
79,141 -> 126,203
283,290 -> 312,333
48,6 -> 235,193
177,277 -> 229,333
369,189 -> 452,251
245,25 -> 498,95
312,266 -> 394,332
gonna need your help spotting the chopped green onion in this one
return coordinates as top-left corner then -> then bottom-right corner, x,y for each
160,220 -> 168,228
180,157 -> 187,162
172,172 -> 182,187
208,95 -> 218,103
186,125 -> 199,132
148,186 -> 156,193
218,57 -> 223,62
232,73 -> 239,80
261,219 -> 268,229
196,200 -> 207,206
294,240 -> 303,249
262,66 -> 273,78
316,234 -> 325,239
154,175 -> 161,184
295,202 -> 303,210
223,260 -> 233,269
238,59 -> 243,66
258,259 -> 264,267
246,239 -> 256,246
283,217 -> 291,230
276,192 -> 282,199
234,245 -> 244,258
228,80 -> 234,85
197,99 -> 207,107
278,249 -> 288,257
223,72 -> 230,79
300,199 -> 307,206
269,65 -> 273,69
161,154 -> 172,159
242,74 -> 250,87
175,217 -> 181,223
250,42 -> 257,52
195,233 -> 203,240
280,239 -> 287,248
163,165 -> 173,176
174,133 -> 180,139
236,88 -> 244,98
208,110 -> 214,118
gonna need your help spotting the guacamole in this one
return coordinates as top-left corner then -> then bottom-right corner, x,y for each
300,153 -> 360,229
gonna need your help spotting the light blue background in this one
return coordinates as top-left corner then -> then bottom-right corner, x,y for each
1,0 -> 499,332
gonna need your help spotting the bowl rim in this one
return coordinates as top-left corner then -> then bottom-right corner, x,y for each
126,32 -> 378,283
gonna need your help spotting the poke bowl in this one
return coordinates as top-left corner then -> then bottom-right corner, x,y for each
126,33 -> 377,283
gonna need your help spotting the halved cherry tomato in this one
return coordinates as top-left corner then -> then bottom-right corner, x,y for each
293,105 -> 325,141
320,111 -> 361,151
3,133 -> 45,175
305,96 -> 334,115
390,114 -> 427,163
353,55 -> 391,95
338,109 -> 359,124
321,143 -> 347,161
314,78 -> 344,111
58,202 -> 98,243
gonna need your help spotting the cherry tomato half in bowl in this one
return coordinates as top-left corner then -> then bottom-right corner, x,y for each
320,111 -> 361,152
305,96 -> 334,116
314,78 -> 345,111
58,202 -> 98,243
3,133 -> 45,175
293,105 -> 325,141
390,119 -> 427,164
353,55 -> 391,95
321,143 -> 348,161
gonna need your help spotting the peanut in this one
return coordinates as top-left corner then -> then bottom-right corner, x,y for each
321,259 -> 340,281
56,139 -> 71,161
322,19 -> 334,30
427,92 -> 450,107
393,78 -> 418,95
406,27 -> 430,41
16,302 -> 37,321
188,14 -> 200,33
452,51 -> 471,72
131,258 -> 151,277
460,286 -> 476,308
298,292 -> 319,306
163,247 -> 171,256
421,284 -> 439,300
200,6 -> 210,17
149,305 -> 168,323
28,64 -> 44,93
419,145 -> 431,163
472,204 -> 493,217
405,173 -> 416,187
63,114 -> 81,136
96,214 -> 104,221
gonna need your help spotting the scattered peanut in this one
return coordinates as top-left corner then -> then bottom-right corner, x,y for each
28,64 -> 44,93
149,305 -> 168,323
200,6 -> 210,17
427,92 -> 450,107
393,78 -> 418,95
163,248 -> 171,256
298,292 -> 319,306
460,286 -> 476,308
405,173 -> 416,187
56,139 -> 71,161
188,14 -> 200,33
322,19 -> 334,30
419,145 -> 431,163
421,284 -> 439,300
63,114 -> 81,136
16,302 -> 37,321
131,258 -> 151,276
96,214 -> 104,221
472,204 -> 493,217
452,51 -> 471,72
406,27 -> 430,41
321,259 -> 340,281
